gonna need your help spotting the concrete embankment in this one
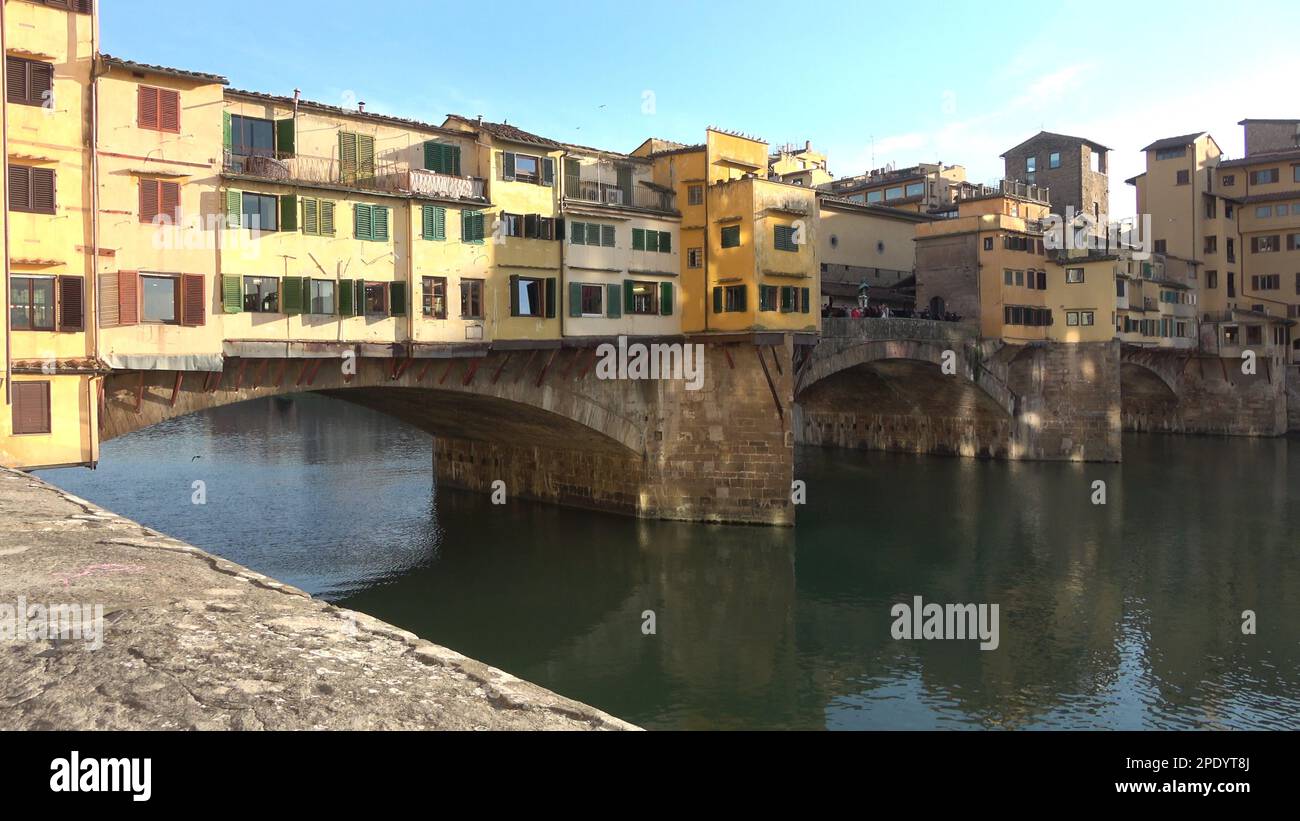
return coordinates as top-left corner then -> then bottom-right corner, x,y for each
0,468 -> 634,730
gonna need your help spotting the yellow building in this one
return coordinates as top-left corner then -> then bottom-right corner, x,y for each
824,162 -> 968,216
634,128 -> 819,334
815,195 -> 931,311
768,141 -> 832,188
2,0 -> 98,469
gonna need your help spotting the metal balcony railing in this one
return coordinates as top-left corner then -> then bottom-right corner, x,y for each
563,175 -> 675,212
224,150 -> 485,200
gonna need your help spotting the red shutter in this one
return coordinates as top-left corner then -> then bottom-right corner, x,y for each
32,168 -> 55,214
138,86 -> 159,130
181,274 -> 206,326
159,89 -> 180,132
139,179 -> 159,223
161,180 -> 180,223
58,275 -> 84,331
12,382 -> 51,435
118,271 -> 140,326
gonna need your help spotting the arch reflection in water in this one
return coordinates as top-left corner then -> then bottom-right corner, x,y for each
38,395 -> 1300,730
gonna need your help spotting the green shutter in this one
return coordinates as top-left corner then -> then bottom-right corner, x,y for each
321,200 -> 336,235
422,205 -> 436,240
659,231 -> 671,253
616,165 -> 632,201
606,284 -> 621,318
434,206 -> 446,240
424,141 -> 438,172
223,111 -> 232,152
354,279 -> 366,315
276,119 -> 295,156
389,282 -> 407,316
302,197 -> 320,235
660,282 -> 673,316
713,286 -> 723,313
282,276 -> 303,314
373,207 -> 389,241
222,275 -> 242,313
645,230 -> 659,253
542,157 -> 555,186
225,189 -> 241,227
586,223 -> 600,246
472,211 -> 484,242
601,224 -> 615,247
545,278 -> 556,318
569,282 -> 583,317
340,132 -> 358,184
338,279 -> 354,315
570,221 -> 585,245
632,228 -> 645,250
509,275 -> 520,316
780,286 -> 793,312
624,279 -> 636,314
355,204 -> 372,240
358,134 -> 375,180
280,194 -> 298,232
503,152 -> 516,181
801,287 -> 811,313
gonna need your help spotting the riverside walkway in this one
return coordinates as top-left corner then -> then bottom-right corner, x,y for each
0,468 -> 633,731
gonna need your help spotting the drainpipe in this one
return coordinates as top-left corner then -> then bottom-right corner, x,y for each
558,148 -> 567,341
2,10 -> 10,405
88,6 -> 102,466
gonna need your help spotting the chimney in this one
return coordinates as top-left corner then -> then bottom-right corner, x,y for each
476,114 -> 483,126
358,100 -> 366,113
805,140 -> 812,152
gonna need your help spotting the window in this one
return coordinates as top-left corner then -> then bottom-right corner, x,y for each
720,225 -> 741,248
243,276 -> 279,313
716,284 -> 746,312
1249,168 -> 1279,185
759,285 -> 778,311
1207,270 -> 1218,289
354,204 -> 389,241
1155,147 -> 1185,160
1026,157 -> 1037,173
571,221 -> 616,247
461,210 -> 486,243
1295,166 -> 1300,184
1290,234 -> 1300,251
1049,152 -> 1061,169
503,152 -> 553,186
309,279 -> 336,315
778,285 -> 809,313
137,86 -> 180,133
241,193 -> 278,231
338,132 -> 376,183
867,190 -> 883,203
6,57 -> 54,108
1256,206 -> 1273,218
423,141 -> 461,175
1205,236 -> 1217,254
1026,269 -> 1036,290
1014,270 -> 1024,286
8,165 -> 56,215
688,184 -> 704,206
1066,267 -> 1084,284
301,198 -> 336,236
460,279 -> 483,318
11,381 -> 51,436
1205,197 -> 1217,219
421,205 -> 447,241
579,284 -> 603,316
633,228 -> 671,252
1252,235 -> 1280,253
885,186 -> 904,200
139,179 -> 180,224
501,212 -> 523,238
1004,270 -> 1014,286
422,277 -> 447,318
774,224 -> 798,252
230,115 -> 274,158
1247,325 -> 1263,346
1251,274 -> 1281,291
1116,279 -> 1126,297
905,182 -> 924,197
687,248 -> 703,268
9,276 -> 55,330
1067,311 -> 1079,326
510,276 -> 547,317
1176,169 -> 1190,185
627,281 -> 658,315
983,237 -> 994,251
141,274 -> 179,324
1154,239 -> 1167,254
363,282 -> 388,315
1222,174 -> 1235,186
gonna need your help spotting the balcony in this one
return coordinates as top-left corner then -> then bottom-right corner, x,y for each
563,175 -> 675,213
224,150 -> 485,201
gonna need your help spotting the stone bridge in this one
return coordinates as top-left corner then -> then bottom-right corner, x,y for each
794,318 -> 1122,461
1120,345 -> 1289,436
99,336 -> 798,526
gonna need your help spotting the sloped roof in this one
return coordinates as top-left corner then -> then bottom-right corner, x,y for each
229,89 -> 466,136
446,114 -> 559,148
101,55 -> 227,85
1000,130 -> 1110,157
1140,132 -> 1206,152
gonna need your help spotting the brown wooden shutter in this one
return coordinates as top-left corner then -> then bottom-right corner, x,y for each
159,89 -> 180,132
138,85 -> 159,129
98,273 -> 119,327
32,168 -> 55,214
161,180 -> 180,222
30,61 -> 52,106
181,274 -> 205,326
6,58 -> 26,104
8,165 -> 30,210
58,275 -> 84,331
118,270 -> 140,326
139,179 -> 159,223
12,382 -> 52,435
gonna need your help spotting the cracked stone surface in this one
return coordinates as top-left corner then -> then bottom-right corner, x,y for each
0,468 -> 635,730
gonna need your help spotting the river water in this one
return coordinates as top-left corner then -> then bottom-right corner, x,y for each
38,394 -> 1300,730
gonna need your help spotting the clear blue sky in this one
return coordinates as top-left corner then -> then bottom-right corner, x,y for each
105,0 -> 1298,215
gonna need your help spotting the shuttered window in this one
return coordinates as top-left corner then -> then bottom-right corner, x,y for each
422,205 -> 447,240
6,57 -> 54,107
12,382 -> 51,436
59,275 -> 84,331
181,274 -> 206,326
721,225 -> 741,248
118,271 -> 140,326
460,210 -> 485,243
339,132 -> 376,184
36,0 -> 94,12
354,204 -> 389,241
424,142 -> 461,175
9,276 -> 55,330
138,86 -> 181,132
774,225 -> 798,252
139,179 -> 180,224
300,198 -> 337,236
9,165 -> 56,214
